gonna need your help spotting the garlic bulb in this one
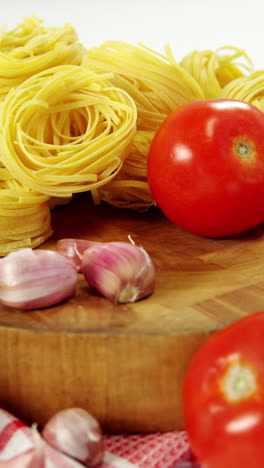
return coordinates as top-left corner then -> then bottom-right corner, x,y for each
42,408 -> 104,467
0,248 -> 77,309
81,241 -> 155,304
56,238 -> 99,271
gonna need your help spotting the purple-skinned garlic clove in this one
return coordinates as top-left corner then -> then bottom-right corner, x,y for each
0,248 -> 77,310
41,408 -> 104,466
56,238 -> 100,272
81,241 -> 155,304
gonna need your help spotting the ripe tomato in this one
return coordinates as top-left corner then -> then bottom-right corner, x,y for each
148,99 -> 264,237
183,311 -> 264,468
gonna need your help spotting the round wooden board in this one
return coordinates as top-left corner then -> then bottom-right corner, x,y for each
1,193 -> 264,433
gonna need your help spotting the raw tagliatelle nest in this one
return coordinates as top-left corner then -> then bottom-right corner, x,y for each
0,15 -> 85,100
0,65 -> 137,197
220,70 -> 264,111
180,46 -> 253,99
82,42 -> 253,211
0,174 -> 51,255
0,15 -> 259,254
0,15 -> 87,254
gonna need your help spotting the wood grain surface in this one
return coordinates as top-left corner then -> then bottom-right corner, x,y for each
1,193 -> 264,433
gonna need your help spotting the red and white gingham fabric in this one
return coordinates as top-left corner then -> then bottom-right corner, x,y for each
0,408 -> 193,467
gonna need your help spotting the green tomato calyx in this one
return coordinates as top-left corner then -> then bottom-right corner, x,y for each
233,137 -> 255,161
221,363 -> 257,403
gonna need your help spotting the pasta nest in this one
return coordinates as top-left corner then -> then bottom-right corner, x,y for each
0,15 -> 85,100
180,46 -> 253,99
83,41 -> 205,210
0,174 -> 51,255
0,65 -> 137,197
220,70 -> 264,112
83,43 -> 253,210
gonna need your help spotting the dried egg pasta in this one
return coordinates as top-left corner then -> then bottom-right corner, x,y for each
0,15 -> 85,100
83,41 -> 205,210
0,178 -> 52,255
92,130 -> 154,211
220,70 -> 264,112
83,43 -> 254,211
0,65 -> 137,197
180,46 -> 253,99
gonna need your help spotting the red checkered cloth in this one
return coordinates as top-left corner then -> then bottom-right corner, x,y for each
0,408 -> 194,467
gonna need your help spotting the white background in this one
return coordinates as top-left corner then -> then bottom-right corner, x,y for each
1,0 -> 264,70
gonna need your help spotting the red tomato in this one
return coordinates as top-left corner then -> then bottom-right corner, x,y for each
183,311 -> 264,468
148,99 -> 264,237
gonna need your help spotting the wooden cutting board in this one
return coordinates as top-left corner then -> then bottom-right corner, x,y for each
1,193 -> 264,433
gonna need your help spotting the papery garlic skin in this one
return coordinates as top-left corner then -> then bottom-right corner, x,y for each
56,238 -> 100,271
0,248 -> 77,310
42,408 -> 104,467
81,242 -> 155,304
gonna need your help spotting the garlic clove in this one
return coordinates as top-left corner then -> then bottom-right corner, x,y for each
56,238 -> 100,272
0,248 -> 77,310
42,407 -> 104,467
81,241 -> 155,304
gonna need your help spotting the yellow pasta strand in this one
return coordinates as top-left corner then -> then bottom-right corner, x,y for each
180,46 -> 253,99
92,130 -> 154,211
0,65 -> 137,197
0,15 -> 85,100
0,178 -> 52,255
83,41 -> 205,131
83,43 -> 254,211
220,70 -> 264,111
83,41 -> 205,210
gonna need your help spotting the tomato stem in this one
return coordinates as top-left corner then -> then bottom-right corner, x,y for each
235,140 -> 253,158
221,363 -> 257,403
